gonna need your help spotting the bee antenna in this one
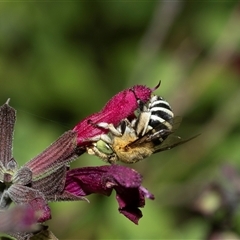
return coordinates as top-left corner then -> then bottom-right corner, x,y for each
5,98 -> 11,105
151,81 -> 161,92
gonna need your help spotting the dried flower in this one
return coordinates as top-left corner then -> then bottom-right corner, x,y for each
0,84 -> 156,239
0,100 -> 83,239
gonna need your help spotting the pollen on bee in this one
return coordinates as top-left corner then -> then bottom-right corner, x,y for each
112,135 -> 137,151
86,147 -> 95,155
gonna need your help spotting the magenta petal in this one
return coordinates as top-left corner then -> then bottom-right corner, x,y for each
101,165 -> 142,188
139,186 -> 155,200
119,207 -> 142,225
116,187 -> 144,224
101,85 -> 153,118
73,84 -> 155,145
65,166 -> 113,196
116,185 -> 155,224
65,165 -> 142,196
65,165 -> 154,224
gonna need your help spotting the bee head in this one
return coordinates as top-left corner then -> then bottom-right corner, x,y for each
130,82 -> 160,104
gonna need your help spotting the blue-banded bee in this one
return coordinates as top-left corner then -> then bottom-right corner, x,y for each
87,95 -> 197,164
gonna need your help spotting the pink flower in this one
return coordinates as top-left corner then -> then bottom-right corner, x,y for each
64,165 -> 154,224
73,83 -> 159,146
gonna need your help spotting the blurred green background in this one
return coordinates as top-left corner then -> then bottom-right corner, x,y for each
1,2 -> 240,239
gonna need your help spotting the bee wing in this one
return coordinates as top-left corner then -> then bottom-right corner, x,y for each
153,133 -> 200,153
169,116 -> 182,131
127,133 -> 152,147
126,117 -> 181,148
127,116 -> 199,151
130,116 -> 182,144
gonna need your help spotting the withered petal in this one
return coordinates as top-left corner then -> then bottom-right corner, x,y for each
31,166 -> 67,198
0,100 -> 16,168
8,184 -> 51,222
13,166 -> 32,185
25,131 -> 83,180
6,158 -> 18,171
47,190 -> 88,202
7,232 -> 34,240
30,228 -> 59,240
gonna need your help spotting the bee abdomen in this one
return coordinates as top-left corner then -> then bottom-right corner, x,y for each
148,96 -> 174,130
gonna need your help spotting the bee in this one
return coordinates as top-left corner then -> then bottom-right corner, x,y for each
87,95 -> 198,164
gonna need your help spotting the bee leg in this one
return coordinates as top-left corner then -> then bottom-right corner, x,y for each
86,145 -> 110,162
87,119 -> 118,133
88,119 -> 122,136
134,111 -> 151,136
86,144 -> 117,164
94,122 -> 122,137
107,154 -> 118,164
